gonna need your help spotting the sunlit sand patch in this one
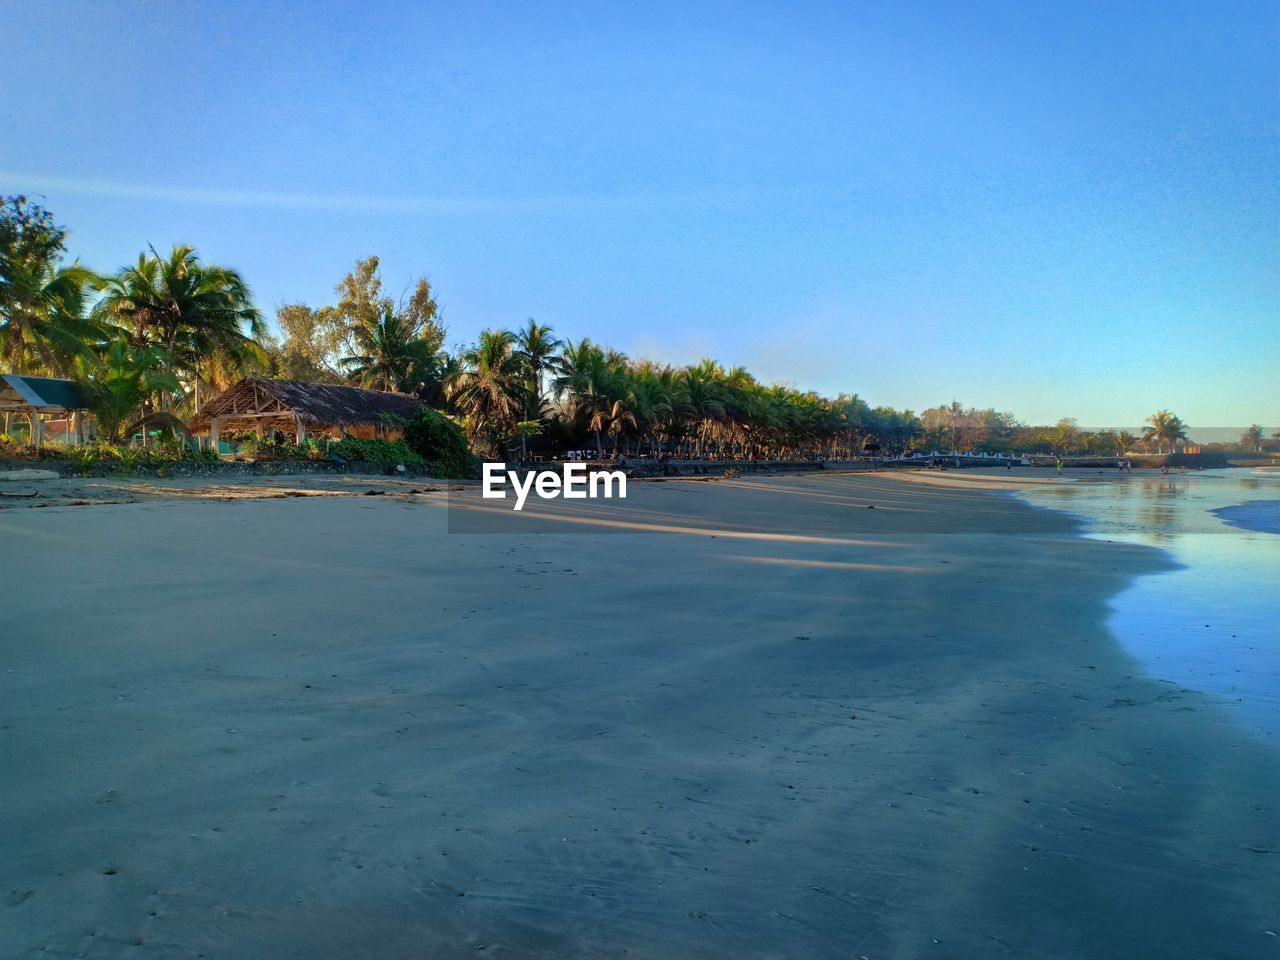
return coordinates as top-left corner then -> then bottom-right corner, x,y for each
724,554 -> 936,573
445,497 -> 908,546
884,471 -> 1070,490
124,482 -> 450,501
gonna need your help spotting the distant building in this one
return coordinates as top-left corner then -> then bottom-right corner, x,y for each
186,376 -> 424,448
0,374 -> 92,446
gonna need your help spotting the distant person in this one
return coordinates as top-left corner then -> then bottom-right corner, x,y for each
1055,457 -> 1064,475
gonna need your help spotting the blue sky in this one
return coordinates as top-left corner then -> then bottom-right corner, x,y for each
2,0 -> 1276,427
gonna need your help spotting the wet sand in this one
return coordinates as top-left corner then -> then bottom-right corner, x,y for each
1,471 -> 1277,958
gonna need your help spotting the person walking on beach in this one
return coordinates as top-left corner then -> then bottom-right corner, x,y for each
1056,457 -> 1064,475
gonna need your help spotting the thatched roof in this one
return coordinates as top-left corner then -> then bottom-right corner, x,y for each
187,377 -> 424,430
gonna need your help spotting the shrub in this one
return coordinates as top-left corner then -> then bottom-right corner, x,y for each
5,438 -> 221,474
329,436 -> 425,468
404,408 -> 479,479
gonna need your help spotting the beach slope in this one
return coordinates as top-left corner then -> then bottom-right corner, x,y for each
1,472 -> 1276,958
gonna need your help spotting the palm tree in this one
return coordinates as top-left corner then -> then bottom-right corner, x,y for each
341,307 -> 438,393
1142,410 -> 1189,454
681,364 -> 727,457
95,245 -> 264,409
446,329 -> 523,455
514,319 -> 562,406
1240,424 -> 1264,453
76,336 -> 184,443
513,319 -> 562,458
626,364 -> 674,456
0,256 -> 102,375
552,338 -> 612,457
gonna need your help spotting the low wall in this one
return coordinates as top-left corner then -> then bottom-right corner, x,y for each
619,458 -> 873,478
516,457 -> 1010,479
0,458 -> 428,479
1107,452 -> 1243,469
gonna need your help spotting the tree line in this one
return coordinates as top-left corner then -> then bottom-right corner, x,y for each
3,196 -> 1274,459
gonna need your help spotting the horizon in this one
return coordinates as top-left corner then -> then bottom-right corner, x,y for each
3,1 -> 1277,425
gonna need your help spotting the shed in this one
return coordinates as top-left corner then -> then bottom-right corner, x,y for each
1,374 -> 92,446
186,376 -> 425,447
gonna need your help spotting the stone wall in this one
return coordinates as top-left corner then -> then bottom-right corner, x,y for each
0,458 -> 428,479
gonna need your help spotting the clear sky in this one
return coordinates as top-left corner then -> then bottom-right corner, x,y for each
3,0 -> 1276,427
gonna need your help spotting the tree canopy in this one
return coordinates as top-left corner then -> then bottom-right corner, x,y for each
4,199 -> 1267,463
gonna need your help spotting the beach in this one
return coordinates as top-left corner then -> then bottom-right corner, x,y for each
2,470 -> 1277,959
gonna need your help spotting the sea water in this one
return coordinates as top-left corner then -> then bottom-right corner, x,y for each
1020,468 -> 1280,738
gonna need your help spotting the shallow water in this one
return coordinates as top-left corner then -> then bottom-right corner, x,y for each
1020,468 -> 1280,739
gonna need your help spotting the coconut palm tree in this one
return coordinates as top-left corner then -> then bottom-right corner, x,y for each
624,363 -> 674,456
446,329 -> 523,455
1142,410 -> 1189,454
341,307 -> 439,393
552,338 -> 613,457
1240,424 -> 1265,453
680,364 -> 727,457
514,319 -> 562,406
0,255 -> 102,376
513,319 -> 562,457
95,245 -> 264,407
76,336 -> 184,443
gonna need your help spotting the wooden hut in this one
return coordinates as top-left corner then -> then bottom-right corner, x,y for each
1,374 -> 91,447
186,377 -> 424,448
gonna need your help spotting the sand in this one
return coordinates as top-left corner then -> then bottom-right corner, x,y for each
1,470 -> 1277,959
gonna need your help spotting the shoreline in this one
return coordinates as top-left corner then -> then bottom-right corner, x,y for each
1017,470 -> 1280,740
2,472 -> 1277,958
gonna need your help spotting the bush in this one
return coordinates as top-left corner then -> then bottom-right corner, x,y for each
1,438 -> 222,475
404,408 -> 479,479
329,436 -> 425,468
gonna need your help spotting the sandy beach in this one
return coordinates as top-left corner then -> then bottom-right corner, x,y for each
2,470 -> 1277,959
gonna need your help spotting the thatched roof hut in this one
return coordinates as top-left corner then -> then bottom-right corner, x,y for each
187,376 -> 424,444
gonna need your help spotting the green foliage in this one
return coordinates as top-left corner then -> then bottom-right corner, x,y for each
404,407 -> 479,478
0,434 -> 45,461
1240,424 -> 1265,453
1,195 -> 104,376
5,200 -> 1259,465
228,436 -> 329,462
341,306 -> 443,394
269,257 -> 447,396
1142,410 -> 1190,454
262,303 -> 345,383
444,328 -> 523,456
94,244 -> 265,390
77,336 -> 184,442
0,436 -> 220,473
329,436 -> 425,468
67,446 -> 100,476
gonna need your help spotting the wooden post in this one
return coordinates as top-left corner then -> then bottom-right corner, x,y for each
209,416 -> 221,455
295,415 -> 306,444
72,411 -> 83,446
30,412 -> 43,448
